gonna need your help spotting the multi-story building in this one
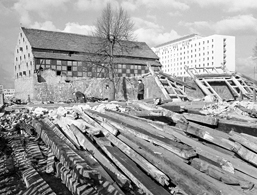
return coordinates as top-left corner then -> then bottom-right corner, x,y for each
152,34 -> 235,76
14,27 -> 160,99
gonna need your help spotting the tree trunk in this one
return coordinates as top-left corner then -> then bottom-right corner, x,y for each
108,41 -> 116,101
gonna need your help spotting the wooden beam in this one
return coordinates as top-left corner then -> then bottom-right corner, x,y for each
162,125 -> 257,179
176,122 -> 234,151
95,137 -> 170,195
32,120 -> 124,195
230,131 -> 257,153
82,110 -> 170,186
118,131 -> 244,195
68,124 -> 130,190
191,158 -> 253,190
183,113 -> 218,126
158,71 -> 196,90
217,119 -> 257,137
86,110 -> 196,160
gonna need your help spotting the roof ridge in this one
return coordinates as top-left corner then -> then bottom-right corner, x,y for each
21,27 -> 146,44
21,26 -> 95,39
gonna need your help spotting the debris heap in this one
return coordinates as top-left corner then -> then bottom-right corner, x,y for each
1,101 -> 257,195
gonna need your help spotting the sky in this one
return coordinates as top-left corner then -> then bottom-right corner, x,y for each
1,0 -> 257,88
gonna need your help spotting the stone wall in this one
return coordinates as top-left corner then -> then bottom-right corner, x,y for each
31,69 -> 166,102
14,75 -> 35,100
16,69 -> 207,102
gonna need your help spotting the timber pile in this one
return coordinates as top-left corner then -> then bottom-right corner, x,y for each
1,101 -> 257,194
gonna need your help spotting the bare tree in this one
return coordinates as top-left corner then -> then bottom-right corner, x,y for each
93,3 -> 135,100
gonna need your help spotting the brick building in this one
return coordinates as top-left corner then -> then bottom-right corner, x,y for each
14,27 -> 161,99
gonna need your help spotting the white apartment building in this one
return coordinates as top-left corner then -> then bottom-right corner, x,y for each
152,34 -> 235,76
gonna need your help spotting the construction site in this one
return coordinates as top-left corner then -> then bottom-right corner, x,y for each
1,15 -> 257,195
2,56 -> 257,195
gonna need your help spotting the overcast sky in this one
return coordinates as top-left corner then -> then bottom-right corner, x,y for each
1,0 -> 257,87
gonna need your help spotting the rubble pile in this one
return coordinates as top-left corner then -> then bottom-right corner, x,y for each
200,101 -> 257,120
1,101 -> 257,195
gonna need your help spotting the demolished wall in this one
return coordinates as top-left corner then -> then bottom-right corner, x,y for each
30,69 -> 166,102
14,75 -> 35,100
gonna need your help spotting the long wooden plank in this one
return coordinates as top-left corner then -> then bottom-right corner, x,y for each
103,109 -> 178,141
183,113 -> 218,126
158,71 -> 196,90
148,64 -> 170,99
217,119 -> 257,137
81,111 -> 170,186
68,124 -> 130,190
118,132 -> 244,195
162,125 -> 257,179
95,137 -> 170,195
191,158 -> 253,189
176,121 -> 234,151
32,120 -> 124,195
230,131 -> 257,152
229,140 -> 257,167
86,110 -> 196,159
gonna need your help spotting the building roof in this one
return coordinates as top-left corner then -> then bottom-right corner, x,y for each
32,51 -> 161,66
155,34 -> 200,48
22,27 -> 159,61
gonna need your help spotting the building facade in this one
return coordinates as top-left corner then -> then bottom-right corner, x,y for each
14,27 -> 160,99
152,34 -> 235,76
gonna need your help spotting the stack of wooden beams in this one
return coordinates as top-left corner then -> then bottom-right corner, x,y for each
2,101 -> 257,195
